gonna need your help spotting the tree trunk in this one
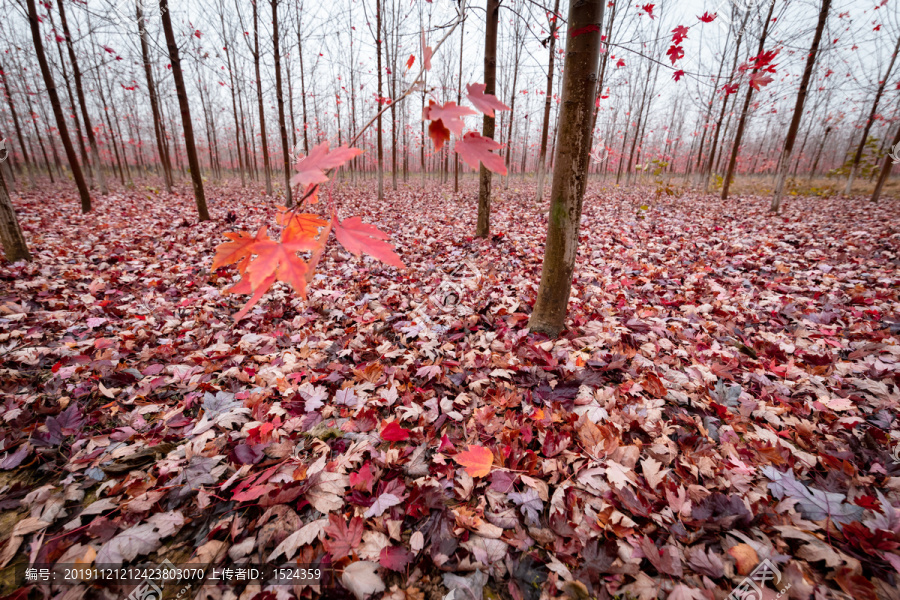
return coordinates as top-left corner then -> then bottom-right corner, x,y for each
721,0 -> 776,201
160,0 -> 210,221
529,0 -> 604,337
376,0 -> 385,201
504,10 -> 522,189
138,2 -> 174,192
454,9 -> 466,194
253,0 -> 273,195
535,0 -> 561,203
771,0 -> 830,212
25,0 -> 91,212
58,0 -> 107,194
0,58 -> 35,186
0,168 -> 30,262
476,0 -> 500,237
871,121 -> 900,203
297,3 -> 309,155
845,34 -> 900,195
272,0 -> 293,207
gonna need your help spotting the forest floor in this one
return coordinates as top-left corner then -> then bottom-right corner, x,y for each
0,181 -> 898,600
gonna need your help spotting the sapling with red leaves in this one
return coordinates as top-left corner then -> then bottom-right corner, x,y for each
212,3 -> 511,321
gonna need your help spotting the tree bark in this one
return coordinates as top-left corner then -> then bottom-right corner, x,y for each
454,8 -> 466,193
721,0 -> 776,201
529,0 -> 604,337
771,0 -> 830,212
535,0 -> 561,203
871,121 -> 900,203
0,167 -> 30,262
476,0 -> 500,237
0,58 -> 35,185
272,0 -> 293,207
25,0 -> 91,212
138,2 -> 174,192
159,0 -> 210,221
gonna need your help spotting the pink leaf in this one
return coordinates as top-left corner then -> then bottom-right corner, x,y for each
454,132 -> 507,175
333,216 -> 405,268
466,83 -> 511,118
423,100 -> 477,136
290,142 -> 363,189
749,72 -> 774,91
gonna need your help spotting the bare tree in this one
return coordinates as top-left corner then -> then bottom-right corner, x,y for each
535,0 -> 561,203
272,0 -> 293,207
0,168 -> 30,262
159,0 -> 210,221
25,0 -> 91,213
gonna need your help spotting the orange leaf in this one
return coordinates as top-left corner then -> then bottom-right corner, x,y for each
333,216 -> 404,268
278,211 -> 327,245
245,239 -> 314,298
212,227 -> 267,273
455,445 -> 493,477
728,544 -> 759,576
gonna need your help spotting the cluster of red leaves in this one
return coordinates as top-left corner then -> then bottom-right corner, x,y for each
422,83 -> 511,176
214,142 -> 403,322
0,182 -> 899,600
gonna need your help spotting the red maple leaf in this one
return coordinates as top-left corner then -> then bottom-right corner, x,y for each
333,215 -> 405,268
381,421 -> 410,442
673,69 -> 685,82
641,3 -> 655,19
455,132 -> 507,175
749,72 -> 774,91
406,54 -> 415,70
466,83 -> 511,117
671,25 -> 689,45
423,100 -> 477,137
616,58 -> 626,68
666,44 -> 685,65
323,514 -> 363,559
698,11 -> 717,23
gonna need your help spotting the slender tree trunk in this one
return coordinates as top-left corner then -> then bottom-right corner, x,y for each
845,34 -> 900,195
0,59 -> 35,185
221,14 -> 246,187
252,0 -> 273,195
138,2 -> 173,192
771,0 -> 830,212
476,0 -> 500,237
376,0 -> 385,201
58,0 -> 107,194
504,13 -> 522,189
529,0 -> 604,336
454,7 -> 466,193
872,121 -> 900,202
272,0 -> 293,207
0,168 -> 30,262
26,0 -> 91,212
160,0 -> 209,220
297,3 -> 310,155
535,0 -> 561,203
721,0 -> 776,200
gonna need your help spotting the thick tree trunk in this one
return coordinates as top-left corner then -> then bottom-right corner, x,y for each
160,0 -> 210,221
535,0 -> 561,203
721,0 -> 776,201
529,0 -> 604,337
0,168 -> 30,262
58,0 -> 107,195
272,0 -> 293,207
476,0 -> 500,237
771,0 -> 830,212
252,0 -> 273,195
26,0 -> 91,212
